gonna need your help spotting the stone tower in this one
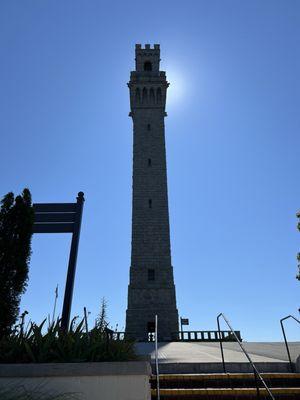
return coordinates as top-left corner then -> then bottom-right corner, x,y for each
125,44 -> 179,341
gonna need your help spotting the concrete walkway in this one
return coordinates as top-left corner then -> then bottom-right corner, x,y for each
136,341 -> 300,363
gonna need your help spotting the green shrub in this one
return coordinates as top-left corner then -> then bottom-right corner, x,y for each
0,318 -> 137,363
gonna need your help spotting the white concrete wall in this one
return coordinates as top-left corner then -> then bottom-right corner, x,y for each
0,361 -> 151,400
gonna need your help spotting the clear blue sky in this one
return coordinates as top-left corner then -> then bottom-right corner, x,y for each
1,1 -> 299,341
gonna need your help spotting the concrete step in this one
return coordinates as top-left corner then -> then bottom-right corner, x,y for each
153,361 -> 292,374
150,373 -> 300,389
151,387 -> 300,399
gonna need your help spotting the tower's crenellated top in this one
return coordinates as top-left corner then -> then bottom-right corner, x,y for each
135,43 -> 161,73
135,44 -> 160,50
129,44 -> 167,113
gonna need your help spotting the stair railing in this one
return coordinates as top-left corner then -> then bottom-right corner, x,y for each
155,314 -> 160,400
217,313 -> 275,400
280,314 -> 300,373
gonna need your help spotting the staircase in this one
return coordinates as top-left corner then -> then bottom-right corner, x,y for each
149,313 -> 300,399
151,372 -> 300,399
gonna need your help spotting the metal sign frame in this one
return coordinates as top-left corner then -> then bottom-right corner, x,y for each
180,317 -> 189,334
33,192 -> 84,331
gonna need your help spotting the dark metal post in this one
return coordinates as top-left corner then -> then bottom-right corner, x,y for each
280,315 -> 300,373
217,313 -> 226,373
254,370 -> 260,398
280,316 -> 293,372
61,192 -> 84,331
180,317 -> 183,339
180,317 -> 183,340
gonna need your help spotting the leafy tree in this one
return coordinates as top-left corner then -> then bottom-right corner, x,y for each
0,189 -> 34,337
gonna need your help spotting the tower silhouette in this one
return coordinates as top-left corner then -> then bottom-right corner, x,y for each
125,44 -> 179,341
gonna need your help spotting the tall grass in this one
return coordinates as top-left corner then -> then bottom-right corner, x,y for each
0,318 -> 137,363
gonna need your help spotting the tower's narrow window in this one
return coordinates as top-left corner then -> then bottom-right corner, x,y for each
157,88 -> 162,103
148,269 -> 155,281
144,61 -> 152,71
149,88 -> 155,104
148,158 -> 152,167
142,87 -> 148,104
148,199 -> 152,208
147,124 -> 151,131
135,88 -> 141,104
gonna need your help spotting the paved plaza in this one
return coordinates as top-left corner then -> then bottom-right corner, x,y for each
136,341 -> 300,363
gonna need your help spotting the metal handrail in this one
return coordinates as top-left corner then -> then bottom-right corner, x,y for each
280,314 -> 300,372
217,313 -> 275,400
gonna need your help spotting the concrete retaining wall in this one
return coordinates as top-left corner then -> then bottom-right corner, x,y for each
0,361 -> 151,400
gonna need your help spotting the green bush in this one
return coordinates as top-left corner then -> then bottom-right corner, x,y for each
0,318 -> 137,363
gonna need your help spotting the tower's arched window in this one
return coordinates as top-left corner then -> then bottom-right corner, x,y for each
148,269 -> 155,281
142,87 -> 148,104
135,88 -> 141,104
156,88 -> 162,103
144,61 -> 152,71
149,88 -> 155,104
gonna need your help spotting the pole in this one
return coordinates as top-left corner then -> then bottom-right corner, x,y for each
180,317 -> 183,340
155,315 -> 160,400
61,192 -> 84,331
254,370 -> 260,399
217,313 -> 226,373
280,315 -> 300,373
280,317 -> 293,372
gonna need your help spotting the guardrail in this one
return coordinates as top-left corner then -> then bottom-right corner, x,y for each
217,313 -> 275,400
171,330 -> 242,342
106,330 -> 242,342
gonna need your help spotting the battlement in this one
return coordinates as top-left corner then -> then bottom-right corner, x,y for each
135,44 -> 160,50
135,44 -> 161,73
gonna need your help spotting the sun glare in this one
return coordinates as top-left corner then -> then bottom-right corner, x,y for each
166,68 -> 186,107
